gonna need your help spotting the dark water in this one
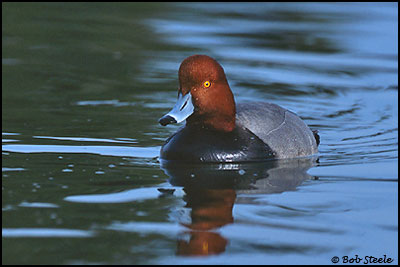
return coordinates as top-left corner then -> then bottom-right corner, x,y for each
2,2 -> 398,265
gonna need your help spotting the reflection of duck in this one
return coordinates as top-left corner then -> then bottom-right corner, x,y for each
177,231 -> 228,256
181,188 -> 235,231
160,157 -> 317,256
159,55 -> 319,163
176,188 -> 235,256
162,157 -> 316,192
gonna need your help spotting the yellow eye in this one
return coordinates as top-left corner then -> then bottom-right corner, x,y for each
204,81 -> 211,88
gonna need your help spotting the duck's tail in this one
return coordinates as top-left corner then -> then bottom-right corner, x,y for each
312,130 -> 320,146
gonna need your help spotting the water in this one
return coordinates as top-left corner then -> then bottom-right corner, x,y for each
2,2 -> 398,265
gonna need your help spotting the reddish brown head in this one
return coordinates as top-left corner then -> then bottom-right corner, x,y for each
159,55 -> 236,132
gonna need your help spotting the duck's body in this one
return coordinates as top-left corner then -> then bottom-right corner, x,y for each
161,102 -> 318,162
159,55 -> 319,163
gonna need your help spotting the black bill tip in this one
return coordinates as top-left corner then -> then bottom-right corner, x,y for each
159,115 -> 177,126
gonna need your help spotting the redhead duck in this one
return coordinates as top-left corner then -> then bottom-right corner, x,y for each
159,55 -> 319,162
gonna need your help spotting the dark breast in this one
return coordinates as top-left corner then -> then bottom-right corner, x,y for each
160,125 -> 275,163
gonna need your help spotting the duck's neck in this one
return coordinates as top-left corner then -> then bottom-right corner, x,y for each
187,100 -> 236,133
187,114 -> 236,132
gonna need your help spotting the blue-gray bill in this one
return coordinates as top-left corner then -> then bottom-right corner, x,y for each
159,92 -> 194,126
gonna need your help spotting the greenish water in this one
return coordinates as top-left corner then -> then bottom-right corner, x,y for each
2,3 -> 398,265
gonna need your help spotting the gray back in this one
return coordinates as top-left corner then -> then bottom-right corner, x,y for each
236,102 -> 318,158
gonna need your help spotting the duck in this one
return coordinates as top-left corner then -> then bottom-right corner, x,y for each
158,55 -> 319,163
